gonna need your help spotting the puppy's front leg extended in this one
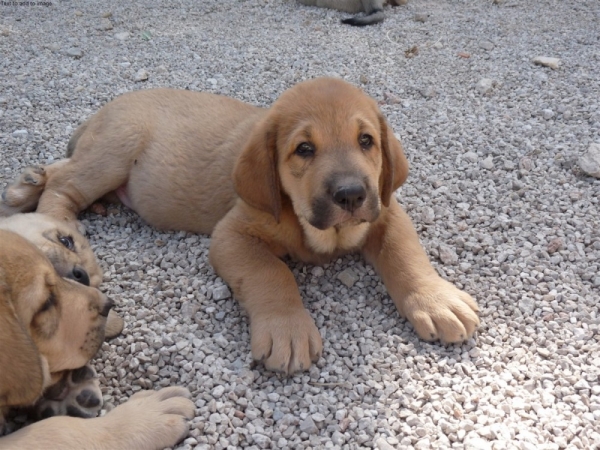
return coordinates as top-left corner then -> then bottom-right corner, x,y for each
1,387 -> 195,450
362,199 -> 479,343
210,229 -> 322,374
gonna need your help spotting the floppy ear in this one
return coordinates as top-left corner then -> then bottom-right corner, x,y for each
233,115 -> 282,221
0,282 -> 45,408
378,115 -> 409,207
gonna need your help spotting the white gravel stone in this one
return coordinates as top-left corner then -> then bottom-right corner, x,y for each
115,32 -> 130,41
480,156 -> 495,170
578,143 -> 600,178
476,78 -> 495,94
532,56 -> 561,69
438,244 -> 458,265
12,129 -> 28,138
337,268 -> 358,288
65,47 -> 83,58
299,417 -> 318,434
134,69 -> 149,82
212,285 -> 231,300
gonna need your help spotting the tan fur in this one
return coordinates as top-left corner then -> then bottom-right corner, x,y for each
1,78 -> 479,375
0,232 -> 194,449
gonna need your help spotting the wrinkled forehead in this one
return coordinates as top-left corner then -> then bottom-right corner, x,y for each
274,80 -> 381,145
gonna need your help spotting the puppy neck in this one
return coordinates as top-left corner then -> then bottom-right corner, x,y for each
299,217 -> 370,255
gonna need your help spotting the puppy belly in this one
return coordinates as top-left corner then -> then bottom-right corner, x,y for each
115,183 -> 135,212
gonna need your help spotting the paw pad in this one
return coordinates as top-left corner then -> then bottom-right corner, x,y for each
35,365 -> 103,420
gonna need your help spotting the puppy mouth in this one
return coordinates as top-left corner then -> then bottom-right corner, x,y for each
307,204 -> 377,230
334,216 -> 367,229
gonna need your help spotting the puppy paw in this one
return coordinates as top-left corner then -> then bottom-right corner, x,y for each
402,278 -> 479,343
102,386 -> 195,449
36,365 -> 103,419
250,307 -> 323,374
0,166 -> 47,214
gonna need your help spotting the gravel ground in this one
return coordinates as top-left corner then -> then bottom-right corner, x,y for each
2,0 -> 600,449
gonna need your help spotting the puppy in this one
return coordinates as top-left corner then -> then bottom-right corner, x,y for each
0,213 -> 124,418
1,77 -> 479,374
0,229 -> 112,422
0,230 -> 194,449
297,0 -> 406,26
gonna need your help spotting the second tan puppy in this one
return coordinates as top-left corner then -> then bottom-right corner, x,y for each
0,230 -> 194,449
1,78 -> 479,374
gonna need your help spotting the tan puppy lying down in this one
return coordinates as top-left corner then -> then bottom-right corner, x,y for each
1,77 -> 479,374
0,230 -> 195,449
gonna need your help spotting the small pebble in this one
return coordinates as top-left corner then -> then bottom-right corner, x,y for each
532,56 -> 561,69
578,143 -> 600,178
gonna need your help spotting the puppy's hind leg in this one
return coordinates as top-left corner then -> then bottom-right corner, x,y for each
0,160 -> 73,217
36,144 -> 133,223
1,167 -> 45,216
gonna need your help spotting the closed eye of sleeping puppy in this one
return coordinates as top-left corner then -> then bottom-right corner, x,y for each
0,230 -> 194,450
1,77 -> 480,375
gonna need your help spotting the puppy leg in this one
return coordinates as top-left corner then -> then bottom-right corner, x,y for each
210,222 -> 323,374
2,387 -> 195,450
1,166 -> 47,216
35,365 -> 103,420
362,199 -> 480,343
0,160 -> 75,217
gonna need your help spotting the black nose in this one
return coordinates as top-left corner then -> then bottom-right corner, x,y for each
100,297 -> 114,317
333,184 -> 366,212
67,266 -> 90,286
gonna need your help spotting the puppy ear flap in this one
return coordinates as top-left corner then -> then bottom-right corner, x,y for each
0,286 -> 45,407
378,115 -> 409,207
233,116 -> 282,222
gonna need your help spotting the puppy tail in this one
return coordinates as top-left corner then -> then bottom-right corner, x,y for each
66,121 -> 89,157
341,9 -> 385,26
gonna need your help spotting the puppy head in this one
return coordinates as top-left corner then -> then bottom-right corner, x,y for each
0,213 -> 102,288
234,77 -> 408,230
0,230 -> 111,408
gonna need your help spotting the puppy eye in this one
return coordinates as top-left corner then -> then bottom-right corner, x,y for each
359,134 -> 373,150
58,235 -> 75,251
39,293 -> 56,314
295,142 -> 315,158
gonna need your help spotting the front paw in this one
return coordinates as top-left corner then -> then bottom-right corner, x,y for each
102,386 -> 195,450
36,365 -> 103,419
402,278 -> 479,343
0,166 -> 47,215
250,307 -> 323,374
